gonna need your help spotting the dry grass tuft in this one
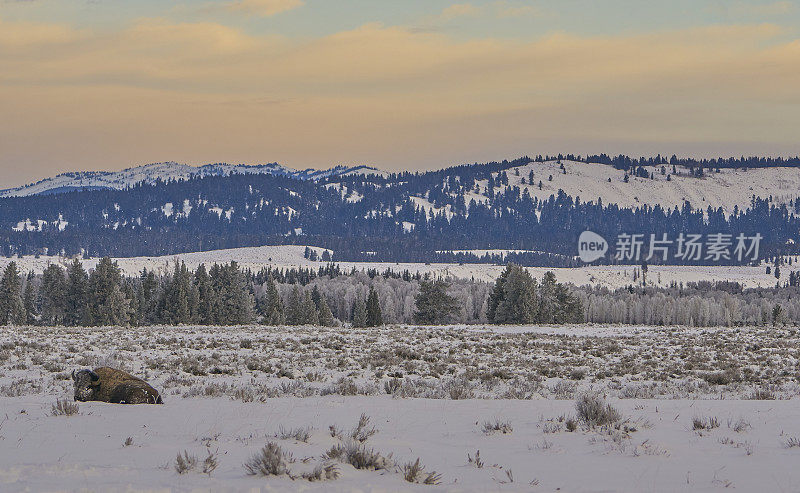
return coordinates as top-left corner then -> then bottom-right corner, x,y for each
244,442 -> 294,477
323,441 -> 392,471
403,458 -> 442,485
51,399 -> 79,416
482,419 -> 513,435
175,451 -> 197,474
576,394 -> 621,427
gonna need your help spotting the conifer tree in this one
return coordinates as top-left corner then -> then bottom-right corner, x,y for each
194,264 -> 216,325
311,286 -> 322,309
302,291 -> 320,325
413,279 -> 459,325
259,275 -> 283,321
65,259 -> 88,326
352,296 -> 368,328
493,265 -> 538,324
211,262 -> 254,325
161,261 -> 197,324
537,271 -> 557,323
261,275 -> 286,325
40,264 -> 67,325
286,285 -> 303,325
23,272 -> 36,324
318,295 -> 335,326
87,257 -> 131,326
0,262 -> 25,325
366,287 -> 382,326
554,283 -> 584,323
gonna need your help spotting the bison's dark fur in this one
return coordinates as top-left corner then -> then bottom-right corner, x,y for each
73,367 -> 163,404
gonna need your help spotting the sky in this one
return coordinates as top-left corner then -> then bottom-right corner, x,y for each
1,0 -> 799,187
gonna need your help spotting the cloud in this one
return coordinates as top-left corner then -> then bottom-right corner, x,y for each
0,17 -> 84,47
441,3 -> 481,19
736,1 -> 794,17
437,1 -> 541,21
1,17 -> 799,184
225,0 -> 303,17
492,1 -> 540,18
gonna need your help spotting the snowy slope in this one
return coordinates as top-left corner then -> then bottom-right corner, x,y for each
500,160 -> 800,213
0,162 -> 384,198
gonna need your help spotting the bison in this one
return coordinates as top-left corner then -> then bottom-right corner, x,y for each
72,367 -> 163,404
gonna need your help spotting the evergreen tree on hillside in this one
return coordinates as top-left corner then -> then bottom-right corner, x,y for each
65,259 -> 88,326
40,264 -> 67,325
0,262 -> 25,325
366,287 -> 383,327
413,279 -> 460,325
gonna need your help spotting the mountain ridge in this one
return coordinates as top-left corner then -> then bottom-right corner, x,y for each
0,161 -> 385,198
2,155 -> 800,264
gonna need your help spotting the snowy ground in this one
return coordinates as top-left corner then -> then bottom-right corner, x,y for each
1,324 -> 799,492
0,245 -> 793,289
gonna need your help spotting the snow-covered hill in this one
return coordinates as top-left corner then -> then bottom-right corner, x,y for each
496,160 -> 800,213
0,162 -> 385,198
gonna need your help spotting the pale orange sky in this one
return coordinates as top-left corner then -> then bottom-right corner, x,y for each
1,1 -> 799,187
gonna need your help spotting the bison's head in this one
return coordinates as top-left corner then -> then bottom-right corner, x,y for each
72,369 -> 100,402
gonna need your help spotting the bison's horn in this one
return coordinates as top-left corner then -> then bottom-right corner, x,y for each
89,370 -> 100,382
71,369 -> 76,381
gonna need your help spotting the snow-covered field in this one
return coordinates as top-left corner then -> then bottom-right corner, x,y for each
0,245 -> 792,289
1,324 -> 799,492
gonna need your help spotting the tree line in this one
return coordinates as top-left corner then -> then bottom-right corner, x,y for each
0,260 -> 584,327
